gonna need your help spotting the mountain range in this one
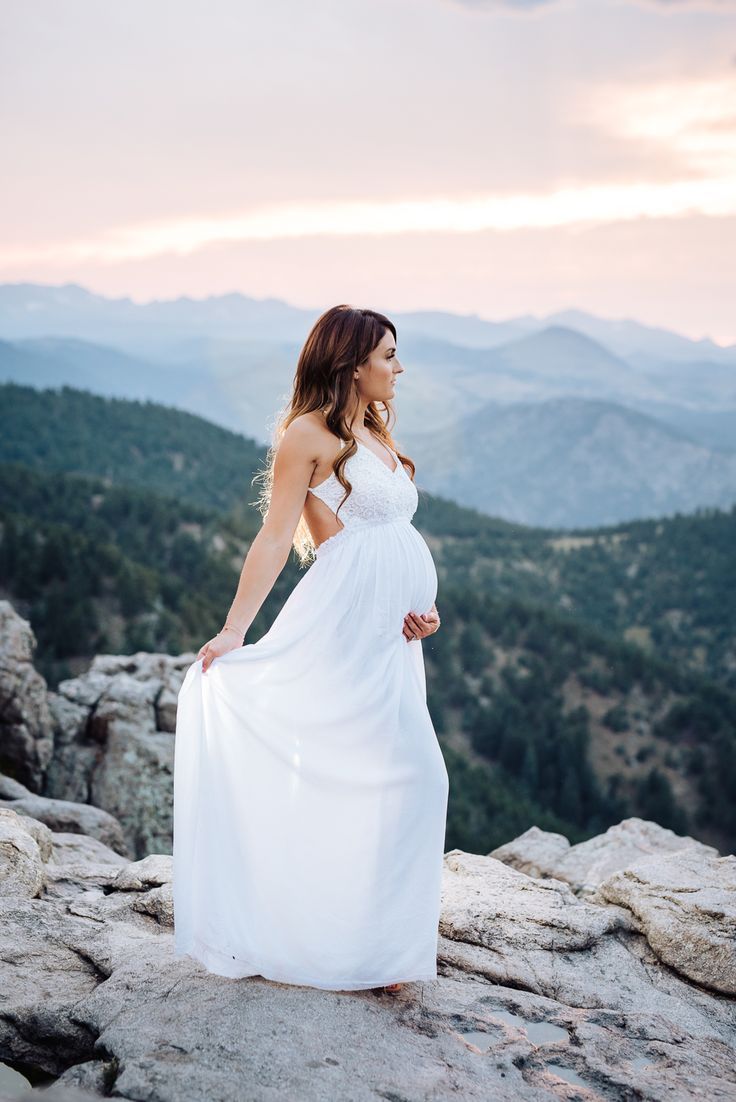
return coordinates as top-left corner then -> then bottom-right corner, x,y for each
1,282 -> 734,528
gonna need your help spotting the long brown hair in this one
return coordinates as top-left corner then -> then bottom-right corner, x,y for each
253,304 -> 416,566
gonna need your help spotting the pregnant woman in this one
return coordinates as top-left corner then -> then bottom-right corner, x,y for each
173,304 -> 449,993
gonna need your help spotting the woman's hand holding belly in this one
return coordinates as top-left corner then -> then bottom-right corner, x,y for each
402,602 -> 440,643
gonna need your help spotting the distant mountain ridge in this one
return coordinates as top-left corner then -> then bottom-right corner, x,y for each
1,282 -> 735,528
405,395 -> 736,528
547,307 -> 736,367
1,281 -> 734,362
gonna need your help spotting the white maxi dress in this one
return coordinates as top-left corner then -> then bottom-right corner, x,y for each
173,438 -> 449,990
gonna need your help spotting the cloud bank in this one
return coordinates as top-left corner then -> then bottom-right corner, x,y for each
448,0 -> 736,10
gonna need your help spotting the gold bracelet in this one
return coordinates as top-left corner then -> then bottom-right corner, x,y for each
221,622 -> 246,636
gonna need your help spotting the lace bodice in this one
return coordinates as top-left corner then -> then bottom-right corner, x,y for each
307,438 -> 418,525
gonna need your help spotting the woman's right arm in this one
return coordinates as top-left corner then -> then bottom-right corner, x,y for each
198,419 -> 320,672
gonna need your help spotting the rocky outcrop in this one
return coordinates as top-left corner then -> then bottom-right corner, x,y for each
1,602 -> 734,1099
0,601 -> 54,790
1,799 -> 734,1102
489,819 -> 736,996
0,602 -> 193,859
591,849 -> 736,997
489,819 -> 720,895
0,773 -> 129,856
46,652 -> 193,859
0,807 -> 46,898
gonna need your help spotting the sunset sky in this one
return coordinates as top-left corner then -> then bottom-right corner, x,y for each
1,0 -> 735,343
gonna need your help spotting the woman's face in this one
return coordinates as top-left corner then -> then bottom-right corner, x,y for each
357,329 -> 403,402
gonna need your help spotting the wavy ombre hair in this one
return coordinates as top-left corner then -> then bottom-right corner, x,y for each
253,304 -> 416,566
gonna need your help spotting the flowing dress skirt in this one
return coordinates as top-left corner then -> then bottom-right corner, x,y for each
173,515 -> 449,990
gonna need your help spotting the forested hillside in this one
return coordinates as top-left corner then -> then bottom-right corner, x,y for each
0,461 -> 300,677
3,383 -> 733,688
1,383 -> 734,854
420,495 -> 736,691
0,381 -> 265,512
423,585 -> 735,854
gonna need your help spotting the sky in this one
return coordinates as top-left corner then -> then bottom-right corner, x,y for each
1,0 -> 735,343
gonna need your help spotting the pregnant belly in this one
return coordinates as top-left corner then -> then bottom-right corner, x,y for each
408,525 -> 438,614
376,523 -> 438,641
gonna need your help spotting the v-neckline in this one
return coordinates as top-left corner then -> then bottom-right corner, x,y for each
355,438 -> 399,476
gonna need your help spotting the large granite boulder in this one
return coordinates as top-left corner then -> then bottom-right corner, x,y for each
490,818 -> 720,896
0,773 -> 129,857
0,808 -> 45,899
592,849 -> 736,996
0,602 -> 193,859
0,601 -> 54,790
46,652 -> 195,859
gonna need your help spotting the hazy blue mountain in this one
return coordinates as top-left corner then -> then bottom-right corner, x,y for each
0,283 -> 535,351
3,324 -> 734,487
635,358 -> 736,408
0,334 -> 307,438
394,309 -> 536,348
1,325 -> 686,444
2,282 -> 735,525
0,336 -> 195,400
404,396 -> 736,528
488,324 -> 657,394
396,325 -> 724,419
547,307 -> 736,367
4,282 -> 734,368
0,337 -> 247,432
622,398 -> 736,453
0,282 -> 316,357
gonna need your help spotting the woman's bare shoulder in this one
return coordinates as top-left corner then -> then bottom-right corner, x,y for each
284,412 -> 342,461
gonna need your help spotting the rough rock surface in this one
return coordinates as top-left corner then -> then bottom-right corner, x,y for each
47,652 -> 194,859
1,798 -> 734,1102
1,606 -> 734,1099
490,818 -> 720,896
0,600 -> 54,790
0,773 -> 129,857
591,849 -> 736,996
0,603 -> 193,859
0,807 -> 45,899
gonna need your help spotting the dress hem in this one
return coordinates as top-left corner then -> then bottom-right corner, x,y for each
174,935 -> 438,991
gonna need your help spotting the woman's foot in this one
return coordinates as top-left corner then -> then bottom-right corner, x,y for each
383,982 -> 402,993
